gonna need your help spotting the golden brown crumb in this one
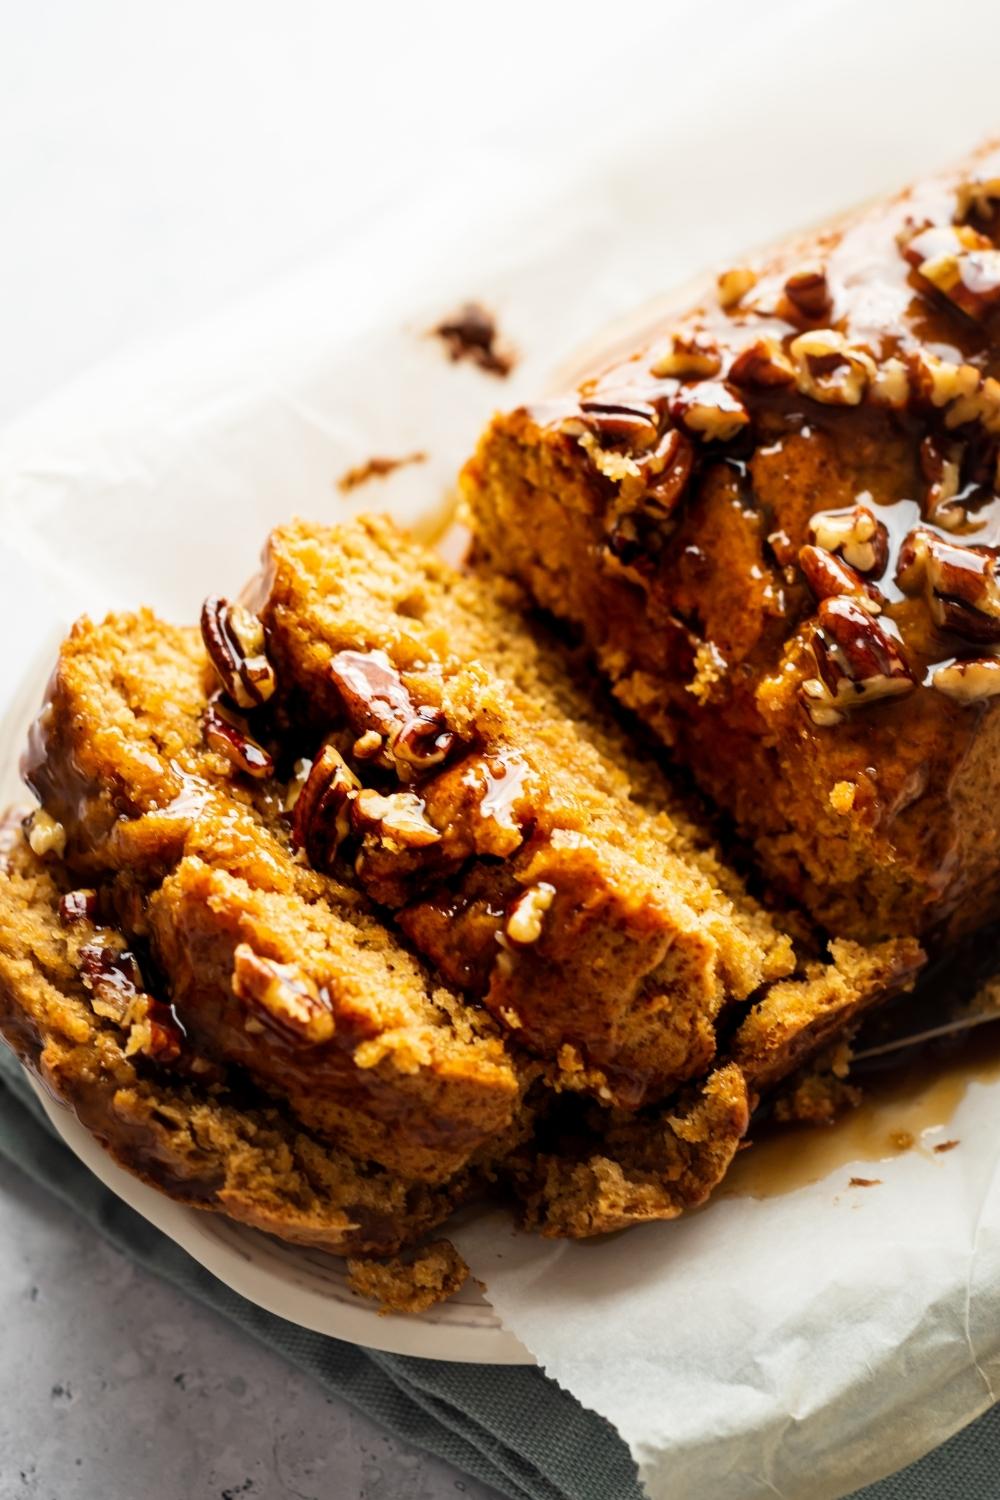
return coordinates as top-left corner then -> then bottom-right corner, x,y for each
336,452 -> 426,494
933,1139 -> 959,1153
849,1176 -> 882,1187
346,1239 -> 470,1314
829,781 -> 856,815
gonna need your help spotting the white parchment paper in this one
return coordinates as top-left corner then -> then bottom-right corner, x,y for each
3,2 -> 1000,1494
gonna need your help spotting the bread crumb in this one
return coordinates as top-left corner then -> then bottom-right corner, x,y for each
933,1139 -> 959,1154
848,1176 -> 881,1188
337,452 -> 426,493
346,1239 -> 469,1315
686,641 -> 728,705
829,781 -> 856,815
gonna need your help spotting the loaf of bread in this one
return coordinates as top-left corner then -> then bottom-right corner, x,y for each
463,143 -> 1000,946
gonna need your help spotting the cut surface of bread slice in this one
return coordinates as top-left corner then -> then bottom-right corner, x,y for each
23,611 -> 521,1183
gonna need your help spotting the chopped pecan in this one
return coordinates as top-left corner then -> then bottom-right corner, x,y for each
650,333 -> 722,380
789,330 -> 876,406
203,696 -> 274,779
869,357 -> 911,410
896,527 -> 1000,644
931,656 -> 1000,703
79,943 -> 183,1061
200,597 -> 276,710
717,266 -> 758,310
728,337 -> 795,389
784,266 -> 832,320
25,808 -> 65,858
798,546 -> 882,613
290,745 -> 360,869
352,788 -> 441,852
800,597 -> 915,725
955,176 -> 1000,225
807,504 -> 889,576
232,944 -> 334,1046
505,882 -> 556,946
59,888 -> 98,927
328,649 -> 457,781
671,382 -> 750,442
909,350 -> 981,409
635,428 -> 694,516
919,435 -> 967,531
903,223 -> 1000,321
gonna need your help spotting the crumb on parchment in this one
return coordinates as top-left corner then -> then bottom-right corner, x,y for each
346,1239 -> 470,1315
337,452 -> 427,493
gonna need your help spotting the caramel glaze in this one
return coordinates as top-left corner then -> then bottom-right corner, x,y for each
484,142 -> 1000,945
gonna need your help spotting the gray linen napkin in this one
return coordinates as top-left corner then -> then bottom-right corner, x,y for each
0,1046 -> 995,1500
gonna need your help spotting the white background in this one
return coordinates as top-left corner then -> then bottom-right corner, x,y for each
2,2 -> 998,1496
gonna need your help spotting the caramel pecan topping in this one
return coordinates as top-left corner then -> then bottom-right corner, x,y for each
955,176 -> 1000,226
896,527 -> 1000,644
784,266 -> 832,320
79,943 -> 184,1062
717,266 -> 758,310
909,351 -> 981,409
800,597 -> 914,726
789,330 -> 876,406
670,382 -> 750,442
798,545 -> 882,614
328,649 -> 457,781
232,944 -> 335,1047
352,788 -> 441,852
203,696 -> 274,779
59,888 -> 98,927
577,396 -> 660,450
903,223 -> 1000,321
807,505 -> 889,576
728,337 -> 795,389
505,882 -> 556,946
650,333 -> 722,380
290,746 -> 360,869
931,656 -> 1000,703
634,428 -> 694,516
200,597 -> 276,710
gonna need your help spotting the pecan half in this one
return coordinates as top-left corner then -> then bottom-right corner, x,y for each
650,333 -> 722,380
807,504 -> 889,576
800,597 -> 915,725
789,330 -> 876,406
203,696 -> 274,779
290,745 -> 360,869
232,944 -> 335,1046
784,266 -> 832,320
931,656 -> 1000,703
200,597 -> 276,710
896,527 -> 1000,644
798,545 -> 882,613
328,649 -> 457,782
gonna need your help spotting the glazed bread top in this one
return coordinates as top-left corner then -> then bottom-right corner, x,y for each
463,142 -> 1000,943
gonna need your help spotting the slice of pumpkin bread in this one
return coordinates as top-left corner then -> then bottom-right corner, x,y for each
248,515 -> 920,1108
22,611 -> 521,1184
0,825 -> 468,1254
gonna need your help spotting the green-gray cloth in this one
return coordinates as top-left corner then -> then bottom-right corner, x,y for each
0,1046 -> 996,1500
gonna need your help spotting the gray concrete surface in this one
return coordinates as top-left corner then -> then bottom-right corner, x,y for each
0,1158 -> 500,1500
